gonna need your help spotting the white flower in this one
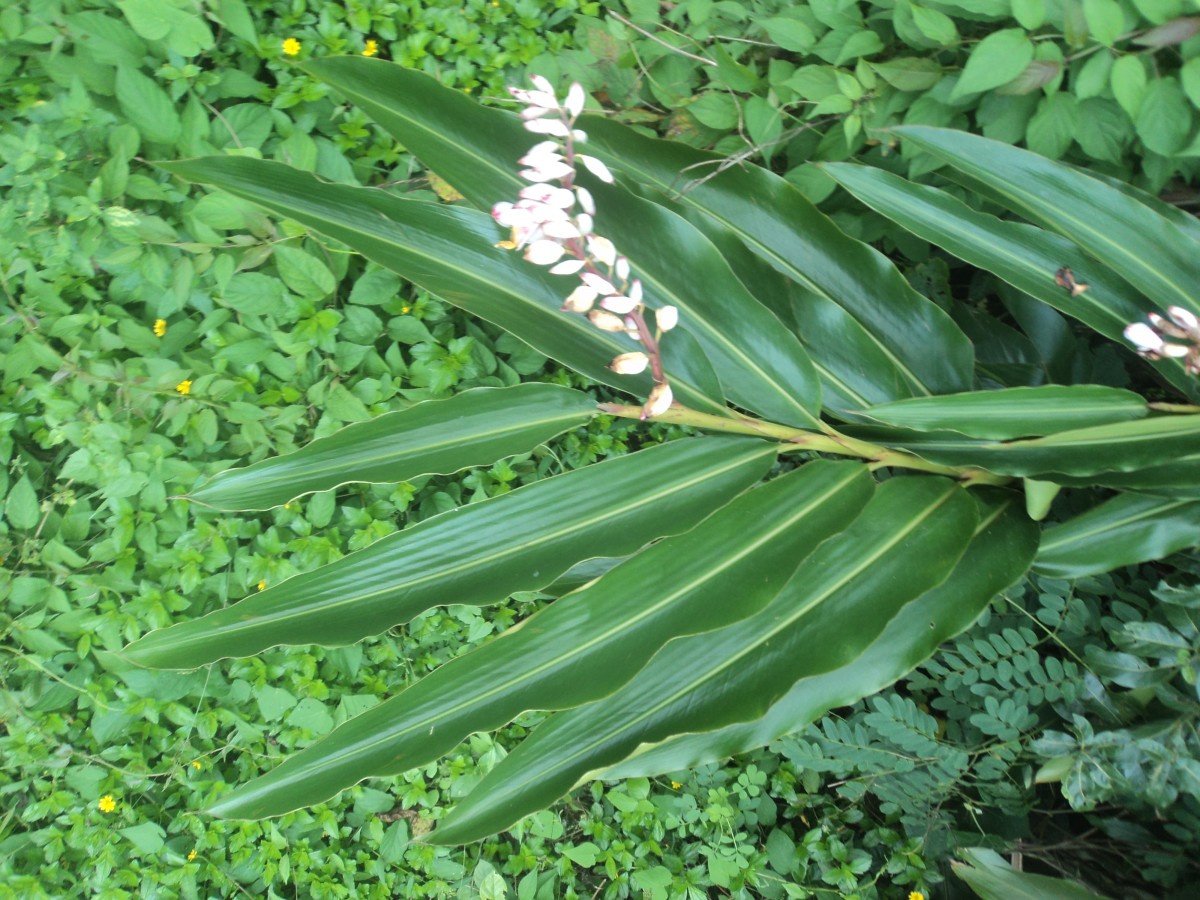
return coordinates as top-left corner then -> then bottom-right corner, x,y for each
586,235 -> 617,267
564,82 -> 586,118
610,351 -> 650,375
587,309 -> 626,331
577,154 -> 614,183
520,160 -> 574,182
641,383 -> 673,419
562,284 -> 598,312
628,280 -> 643,304
600,294 -> 639,314
524,240 -> 566,265
523,118 -> 571,137
1125,322 -> 1164,353
580,272 -> 617,295
575,186 -> 595,215
656,305 -> 678,332
541,219 -> 582,240
549,258 -> 586,275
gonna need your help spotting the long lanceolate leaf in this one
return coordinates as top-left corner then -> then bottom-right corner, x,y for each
892,126 -> 1200,321
304,57 -> 824,429
124,436 -> 776,669
431,475 -> 978,843
576,116 -> 975,408
159,157 -> 727,417
1034,493 -> 1200,579
849,414 -> 1200,479
202,461 -> 874,819
823,162 -> 1200,399
600,493 -> 1038,779
188,384 -> 597,511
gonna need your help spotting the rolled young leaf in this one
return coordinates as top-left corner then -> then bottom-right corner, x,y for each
187,383 -> 598,510
848,385 -> 1147,440
599,492 -> 1038,780
431,475 -> 977,843
201,460 -> 874,819
1034,493 -> 1200,579
160,157 -> 728,417
123,435 -> 777,669
823,161 -> 1199,399
892,126 -> 1200,321
303,57 -> 823,429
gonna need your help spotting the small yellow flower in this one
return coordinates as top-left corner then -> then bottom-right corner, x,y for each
363,39 -> 378,57
187,849 -> 197,861
175,380 -> 192,395
908,892 -> 925,900
191,760 -> 202,769
98,795 -> 116,813
401,306 -> 411,314
257,579 -> 267,591
282,37 -> 301,56
153,318 -> 167,337
670,781 -> 682,789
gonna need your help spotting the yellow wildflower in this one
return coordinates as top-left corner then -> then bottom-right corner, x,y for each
175,380 -> 192,395
908,892 -> 925,900
98,795 -> 116,813
187,849 -> 197,861
153,318 -> 167,337
282,37 -> 301,56
401,306 -> 411,314
363,39 -> 378,57
257,579 -> 267,591
670,781 -> 682,789
191,760 -> 202,769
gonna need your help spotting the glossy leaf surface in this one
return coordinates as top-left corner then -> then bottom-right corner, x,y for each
202,461 -> 873,819
1034,493 -> 1200,578
431,476 -> 977,843
602,494 -> 1037,779
578,115 -> 974,408
187,384 -> 597,510
305,57 -> 822,428
160,157 -> 727,416
824,161 -> 1200,399
124,436 -> 777,669
851,385 -> 1147,440
893,126 -> 1200,320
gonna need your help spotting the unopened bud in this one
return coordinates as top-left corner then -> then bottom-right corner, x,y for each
609,351 -> 650,375
641,382 -> 673,420
656,305 -> 678,332
588,309 -> 626,332
562,284 -> 598,313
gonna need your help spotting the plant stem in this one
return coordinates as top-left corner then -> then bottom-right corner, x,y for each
597,402 -> 1011,486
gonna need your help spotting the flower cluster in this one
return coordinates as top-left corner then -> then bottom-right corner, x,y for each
1125,306 -> 1200,374
492,77 -> 676,420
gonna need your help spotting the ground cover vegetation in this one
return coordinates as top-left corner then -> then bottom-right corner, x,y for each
1,1 -> 1198,899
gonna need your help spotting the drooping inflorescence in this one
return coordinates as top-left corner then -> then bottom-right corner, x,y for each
492,76 -> 676,420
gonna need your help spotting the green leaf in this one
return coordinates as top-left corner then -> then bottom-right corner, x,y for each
1182,57 -> 1200,108
576,116 -> 974,410
215,0 -> 258,44
201,460 -> 872,819
850,385 -> 1146,439
1034,493 -> 1200,578
1012,0 -> 1048,28
761,17 -> 815,51
273,245 -> 336,299
950,29 -> 1035,101
119,822 -> 166,855
1025,93 -> 1079,159
871,58 -> 943,92
820,161 -> 1198,398
114,67 -> 181,145
909,2 -> 960,46
954,848 -> 1111,900
431,476 -> 978,843
1135,77 -> 1193,156
124,436 -> 777,669
1082,0 -> 1126,45
302,57 -> 822,429
889,126 -> 1200,330
158,156 -> 724,416
599,494 -> 1037,779
5,475 -> 41,530
851,414 -> 1200,479
1110,54 -> 1148,119
189,384 -> 597,510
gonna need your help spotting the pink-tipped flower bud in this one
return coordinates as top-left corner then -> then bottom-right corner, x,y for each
524,239 -> 566,265
1125,322 -> 1164,354
586,235 -> 617,267
581,272 -> 616,295
1168,306 -> 1200,334
656,305 -> 678,332
641,382 -> 674,420
562,284 -> 598,313
549,258 -> 587,275
609,351 -> 650,375
600,294 -> 638,314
